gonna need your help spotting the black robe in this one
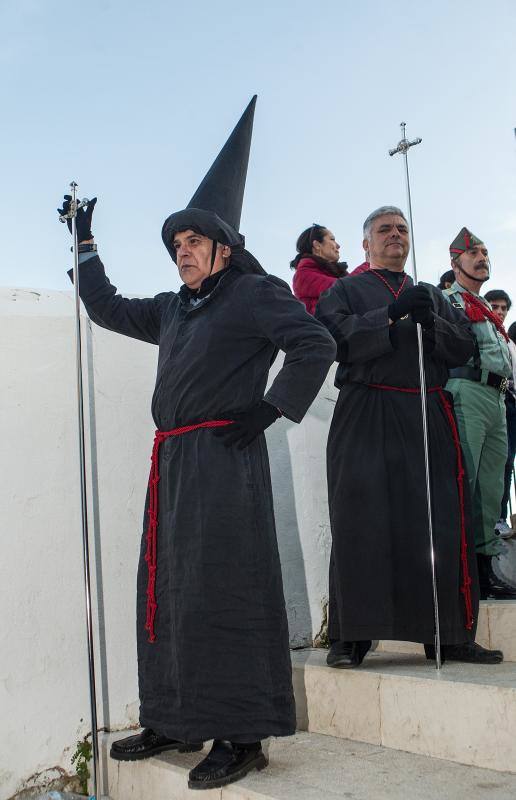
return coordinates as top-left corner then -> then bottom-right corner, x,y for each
71,257 -> 336,741
316,269 -> 480,645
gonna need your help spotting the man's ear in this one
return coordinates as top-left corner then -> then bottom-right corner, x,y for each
363,238 -> 369,256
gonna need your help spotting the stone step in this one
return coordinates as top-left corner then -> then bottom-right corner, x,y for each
292,648 -> 516,774
101,730 -> 516,800
377,600 -> 516,660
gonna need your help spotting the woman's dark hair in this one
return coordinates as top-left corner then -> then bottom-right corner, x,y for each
508,321 -> 516,344
437,270 -> 455,290
290,224 -> 327,269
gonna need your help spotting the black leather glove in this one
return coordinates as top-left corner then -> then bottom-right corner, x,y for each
411,303 -> 435,329
212,401 -> 281,449
388,285 -> 433,322
57,195 -> 97,242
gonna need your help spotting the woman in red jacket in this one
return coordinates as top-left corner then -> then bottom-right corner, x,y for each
291,224 -> 348,314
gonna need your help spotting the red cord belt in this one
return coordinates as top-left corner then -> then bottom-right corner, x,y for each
144,419 -> 233,642
144,394 -> 474,641
367,384 -> 474,631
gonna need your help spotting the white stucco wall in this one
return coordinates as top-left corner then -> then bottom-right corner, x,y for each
1,288 -> 336,800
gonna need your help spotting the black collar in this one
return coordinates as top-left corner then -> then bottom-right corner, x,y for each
179,266 -> 233,304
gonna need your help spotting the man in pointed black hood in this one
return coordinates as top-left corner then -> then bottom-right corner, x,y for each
58,96 -> 336,790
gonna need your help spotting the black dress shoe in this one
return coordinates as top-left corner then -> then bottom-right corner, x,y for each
110,728 -> 203,761
326,640 -> 371,668
445,641 -> 504,664
477,554 -> 516,599
188,739 -> 267,790
425,641 -> 503,664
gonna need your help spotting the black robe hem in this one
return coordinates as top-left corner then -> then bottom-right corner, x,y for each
138,715 -> 296,743
327,622 -> 477,645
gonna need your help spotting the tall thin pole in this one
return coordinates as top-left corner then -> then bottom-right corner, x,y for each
70,181 -> 101,796
389,125 -> 442,671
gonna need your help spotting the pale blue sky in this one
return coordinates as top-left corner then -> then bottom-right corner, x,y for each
1,0 -> 515,317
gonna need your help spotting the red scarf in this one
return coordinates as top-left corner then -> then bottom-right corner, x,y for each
462,292 -> 509,342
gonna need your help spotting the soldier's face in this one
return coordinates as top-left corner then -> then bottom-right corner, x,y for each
363,215 -> 410,270
172,230 -> 229,289
454,244 -> 489,283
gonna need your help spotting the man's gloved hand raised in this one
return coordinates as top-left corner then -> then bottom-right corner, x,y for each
57,195 -> 97,242
213,400 -> 281,450
388,285 -> 434,328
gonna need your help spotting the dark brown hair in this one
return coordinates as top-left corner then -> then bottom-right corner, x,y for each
290,224 -> 327,269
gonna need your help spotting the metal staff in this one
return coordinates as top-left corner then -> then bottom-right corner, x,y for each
62,182 -> 101,795
389,124 -> 442,671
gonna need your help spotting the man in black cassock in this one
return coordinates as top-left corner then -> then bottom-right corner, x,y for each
57,97 -> 336,790
316,205 -> 503,668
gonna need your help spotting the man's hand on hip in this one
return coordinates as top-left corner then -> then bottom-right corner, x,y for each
212,401 -> 281,449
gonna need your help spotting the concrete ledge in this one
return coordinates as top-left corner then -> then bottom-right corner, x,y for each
292,649 -> 516,773
101,730 -> 516,800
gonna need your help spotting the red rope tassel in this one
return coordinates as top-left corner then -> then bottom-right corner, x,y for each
462,292 -> 509,342
367,383 -> 474,630
436,389 -> 474,630
144,419 -> 233,643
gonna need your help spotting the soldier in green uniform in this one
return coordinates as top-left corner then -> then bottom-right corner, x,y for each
443,228 -> 516,599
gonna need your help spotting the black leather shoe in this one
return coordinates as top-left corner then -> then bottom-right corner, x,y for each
110,728 -> 203,761
425,641 -> 503,664
326,640 -> 371,668
445,641 -> 503,664
188,739 -> 267,790
477,554 -> 516,599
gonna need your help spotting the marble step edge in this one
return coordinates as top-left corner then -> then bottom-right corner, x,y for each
292,649 -> 516,774
100,730 -> 516,800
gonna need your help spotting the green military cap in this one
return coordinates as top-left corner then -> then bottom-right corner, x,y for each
450,227 -> 483,257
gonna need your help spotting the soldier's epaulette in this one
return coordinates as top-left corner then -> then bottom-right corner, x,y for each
443,287 -> 463,309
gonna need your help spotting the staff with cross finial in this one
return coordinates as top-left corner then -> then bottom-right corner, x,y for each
389,123 -> 443,671
58,183 -> 101,795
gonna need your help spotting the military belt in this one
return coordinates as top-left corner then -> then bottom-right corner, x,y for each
448,367 -> 508,394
